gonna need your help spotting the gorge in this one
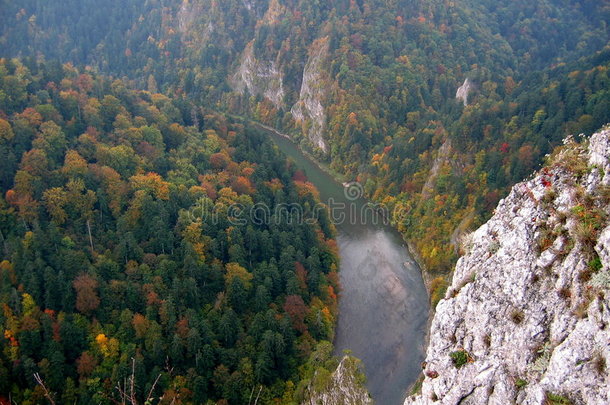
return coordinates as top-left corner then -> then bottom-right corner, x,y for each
259,124 -> 430,404
0,1 -> 608,403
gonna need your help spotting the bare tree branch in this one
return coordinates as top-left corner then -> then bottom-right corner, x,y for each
254,385 -> 263,405
145,374 -> 162,404
34,373 -> 56,405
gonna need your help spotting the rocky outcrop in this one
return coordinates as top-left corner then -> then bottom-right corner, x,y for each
229,2 -> 330,152
291,37 -> 330,153
456,78 -> 473,106
420,139 -> 452,200
406,127 -> 610,405
177,0 -> 200,35
177,0 -> 216,42
231,41 -> 285,109
242,0 -> 255,12
229,0 -> 287,110
302,355 -> 373,405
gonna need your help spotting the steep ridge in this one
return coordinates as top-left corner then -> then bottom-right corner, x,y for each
290,37 -> 331,153
231,40 -> 286,109
406,126 -> 610,404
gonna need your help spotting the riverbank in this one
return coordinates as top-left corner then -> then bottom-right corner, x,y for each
239,117 -> 430,275
240,116 -> 429,404
250,119 -> 437,399
242,115 -> 435,295
249,121 -> 350,184
218,111 -> 349,183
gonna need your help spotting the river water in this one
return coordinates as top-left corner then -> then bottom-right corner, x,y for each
260,126 -> 430,405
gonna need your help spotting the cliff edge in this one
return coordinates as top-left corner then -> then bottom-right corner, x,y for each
406,126 -> 610,404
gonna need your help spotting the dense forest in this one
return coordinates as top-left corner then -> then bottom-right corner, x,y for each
1,0 -> 607,287
0,58 -> 344,403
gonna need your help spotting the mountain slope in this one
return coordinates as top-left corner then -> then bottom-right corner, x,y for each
406,126 -> 610,404
0,59 -> 341,404
2,0 -> 609,276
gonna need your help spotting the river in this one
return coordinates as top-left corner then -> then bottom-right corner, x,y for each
258,125 -> 430,405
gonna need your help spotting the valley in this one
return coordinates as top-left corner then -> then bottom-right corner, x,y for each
0,0 -> 608,403
260,123 -> 429,404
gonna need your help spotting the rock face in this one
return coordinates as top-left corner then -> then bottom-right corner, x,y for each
177,0 -> 216,43
456,78 -> 473,106
231,41 -> 285,109
302,356 -> 373,405
230,0 -> 287,110
406,127 -> 610,405
291,37 -> 330,153
177,0 -> 201,35
230,1 -> 331,152
421,139 -> 452,200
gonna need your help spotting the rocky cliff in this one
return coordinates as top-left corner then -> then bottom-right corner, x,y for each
229,2 -> 331,152
231,41 -> 285,110
302,355 -> 373,405
406,126 -> 610,405
455,78 -> 473,106
290,37 -> 330,153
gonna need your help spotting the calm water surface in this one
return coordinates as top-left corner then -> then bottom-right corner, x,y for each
260,126 -> 429,405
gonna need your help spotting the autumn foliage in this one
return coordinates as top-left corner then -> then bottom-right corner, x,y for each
73,273 -> 100,315
0,59 -> 339,404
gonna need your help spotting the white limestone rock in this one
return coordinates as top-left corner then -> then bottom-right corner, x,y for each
406,126 -> 610,405
291,37 -> 330,153
456,78 -> 473,106
231,41 -> 285,110
302,356 -> 373,405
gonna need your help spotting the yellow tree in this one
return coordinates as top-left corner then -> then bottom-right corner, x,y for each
43,187 -> 68,224
0,119 -> 14,142
225,262 -> 253,289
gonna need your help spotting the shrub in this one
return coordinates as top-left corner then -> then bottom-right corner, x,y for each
537,227 -> 556,252
571,204 -> 606,248
594,354 -> 606,375
542,189 -> 557,204
573,297 -> 592,319
410,375 -> 424,395
483,334 -> 491,348
552,145 -> 588,179
598,184 -> 610,205
515,378 -> 528,389
556,210 -> 568,224
588,254 -> 602,272
578,268 -> 593,282
449,350 -> 470,368
544,392 -> 572,405
558,287 -> 572,301
530,342 -> 552,373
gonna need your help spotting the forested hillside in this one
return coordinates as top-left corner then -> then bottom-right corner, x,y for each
0,58 -> 342,404
1,0 -> 609,301
3,0 -> 608,286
